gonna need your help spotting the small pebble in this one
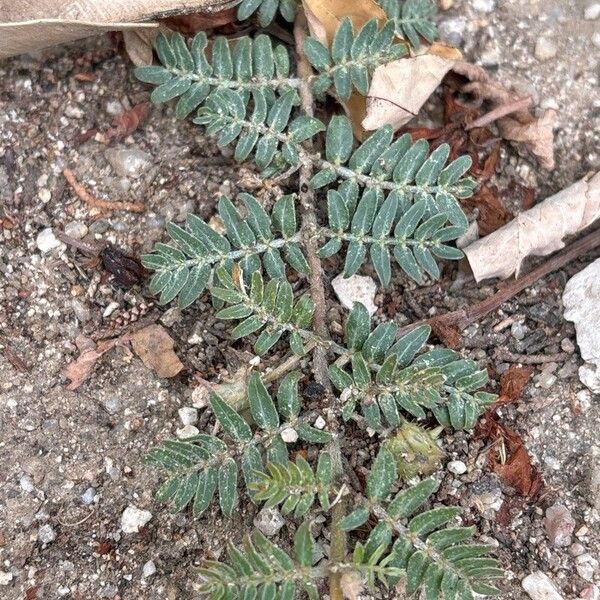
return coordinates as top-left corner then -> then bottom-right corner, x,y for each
106,147 -> 152,179
511,321 -> 527,340
38,524 -> 57,544
544,504 -> 575,547
142,560 -> 157,579
64,221 -> 89,240
36,228 -> 62,253
471,0 -> 495,13
253,507 -> 285,537
314,416 -> 326,430
584,3 -> 600,20
448,460 -> 467,475
0,571 -> 13,586
106,100 -> 124,115
20,475 -> 34,493
534,37 -> 558,61
101,397 -> 121,415
280,427 -> 299,443
560,337 -> 575,353
522,571 -> 564,600
177,425 -> 200,439
438,17 -> 467,47
121,505 -> 152,534
332,274 -> 377,316
593,32 -> 600,50
81,487 -> 97,505
178,407 -> 198,426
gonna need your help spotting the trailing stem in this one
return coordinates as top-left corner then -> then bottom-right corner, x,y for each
293,13 -> 346,600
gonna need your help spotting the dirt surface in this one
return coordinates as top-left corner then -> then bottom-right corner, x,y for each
0,1 -> 599,599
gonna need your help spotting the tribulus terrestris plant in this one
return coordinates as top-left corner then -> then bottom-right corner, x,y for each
134,1 -> 504,598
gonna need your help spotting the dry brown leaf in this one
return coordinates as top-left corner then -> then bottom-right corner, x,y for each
0,0 -> 236,60
122,28 -> 160,66
363,54 -> 456,131
98,102 -> 153,143
464,172 -> 600,281
499,365 -> 534,403
63,334 -> 125,390
497,110 -> 558,171
462,185 -> 509,236
130,324 -> 183,378
301,0 -> 386,46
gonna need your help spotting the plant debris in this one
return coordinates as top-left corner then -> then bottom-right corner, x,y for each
464,172 -> 600,281
130,324 -> 184,378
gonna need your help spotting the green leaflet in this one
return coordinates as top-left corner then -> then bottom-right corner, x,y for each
142,193 -> 310,308
381,0 -> 438,50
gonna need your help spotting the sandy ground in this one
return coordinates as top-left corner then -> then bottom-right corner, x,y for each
0,0 -> 599,598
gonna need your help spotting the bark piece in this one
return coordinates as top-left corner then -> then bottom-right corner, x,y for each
464,172 -> 600,282
130,324 -> 183,378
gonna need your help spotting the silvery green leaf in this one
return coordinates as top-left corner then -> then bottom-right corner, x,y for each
327,190 -> 350,231
294,523 -> 313,567
218,458 -> 238,517
289,116 -> 326,142
248,372 -> 279,430
387,478 -> 438,519
309,168 -> 337,189
326,115 -> 354,165
253,34 -> 274,79
303,37 -> 331,71
210,393 -> 252,442
415,143 -> 450,186
350,126 -> 393,174
272,194 -> 296,238
393,138 -> 429,183
155,32 -> 176,68
135,66 -> 172,85
388,325 -> 430,366
367,448 -> 396,500
340,507 -> 370,531
151,78 -> 192,104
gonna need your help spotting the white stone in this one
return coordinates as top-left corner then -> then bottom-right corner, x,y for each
81,487 -> 97,505
584,3 -> 600,20
64,221 -> 88,240
448,460 -> 467,475
176,424 -> 200,439
38,524 -> 56,544
534,37 -> 558,61
471,0 -> 495,13
106,147 -> 152,179
563,258 -> 600,392
142,560 -> 156,579
253,507 -> 285,537
280,427 -> 299,443
121,505 -> 153,534
36,228 -> 63,253
178,407 -> 198,426
332,274 -> 377,316
314,416 -> 326,430
20,475 -> 34,493
0,571 -> 13,586
522,572 -> 564,600
593,32 -> 600,50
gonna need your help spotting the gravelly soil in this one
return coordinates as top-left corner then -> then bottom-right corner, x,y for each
0,1 -> 599,598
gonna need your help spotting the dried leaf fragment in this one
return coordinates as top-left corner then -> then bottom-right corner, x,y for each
97,103 -> 152,143
464,172 -> 600,281
498,365 -> 534,404
130,324 -> 183,378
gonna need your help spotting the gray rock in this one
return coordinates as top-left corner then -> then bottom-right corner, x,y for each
121,505 -> 152,534
534,37 -> 558,61
38,524 -> 56,544
36,228 -> 63,253
544,504 -> 575,547
584,3 -> 600,20
106,147 -> 152,178
448,460 -> 467,475
522,572 -> 564,600
101,397 -> 121,415
178,407 -> 198,426
81,487 -> 97,505
438,17 -> 467,47
20,475 -> 34,493
176,424 -> 200,439
511,321 -> 527,340
142,560 -> 157,579
332,274 -> 377,316
471,0 -> 495,13
563,258 -> 600,392
253,507 -> 285,537
64,221 -> 88,240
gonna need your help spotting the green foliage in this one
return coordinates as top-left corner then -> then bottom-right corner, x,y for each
380,0 -> 438,49
143,373 -> 330,518
329,303 -> 496,430
141,193 -> 309,308
304,18 -> 406,100
237,0 -> 298,26
346,451 -> 503,597
135,12 -> 504,599
249,452 -> 333,516
198,524 -> 319,599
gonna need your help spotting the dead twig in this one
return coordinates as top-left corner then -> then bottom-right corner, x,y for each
465,96 -> 532,130
63,168 -> 145,213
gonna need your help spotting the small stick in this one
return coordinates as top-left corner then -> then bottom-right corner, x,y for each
465,96 -> 532,130
397,228 -> 600,337
63,168 -> 145,213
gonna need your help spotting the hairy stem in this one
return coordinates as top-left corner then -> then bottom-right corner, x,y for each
294,13 -> 346,600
